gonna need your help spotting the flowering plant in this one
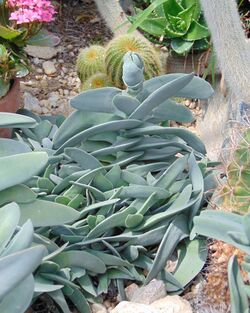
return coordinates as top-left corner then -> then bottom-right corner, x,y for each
0,0 -> 59,98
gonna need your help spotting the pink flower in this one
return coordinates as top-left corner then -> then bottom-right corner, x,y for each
7,0 -> 56,24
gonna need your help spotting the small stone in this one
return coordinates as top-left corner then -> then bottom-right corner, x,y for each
130,279 -> 166,305
42,61 -> 57,76
91,303 -> 107,313
24,92 -> 42,114
124,283 -> 139,301
61,67 -> 68,74
36,68 -> 43,74
67,44 -> 74,50
33,57 -> 41,65
69,51 -> 75,57
151,295 -> 193,313
111,302 -> 157,313
64,89 -> 69,96
185,100 -> 191,107
25,46 -> 58,60
42,107 -> 49,114
58,59 -> 64,63
103,300 -> 112,309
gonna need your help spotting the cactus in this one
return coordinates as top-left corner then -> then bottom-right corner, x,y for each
76,45 -> 106,82
222,129 -> 250,213
80,72 -> 113,91
105,35 -> 162,88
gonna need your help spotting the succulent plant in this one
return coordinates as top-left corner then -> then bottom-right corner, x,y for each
76,45 -> 106,82
193,209 -> 250,313
0,53 -> 215,312
80,72 -> 113,91
221,129 -> 250,213
128,0 -> 210,55
105,35 -> 162,88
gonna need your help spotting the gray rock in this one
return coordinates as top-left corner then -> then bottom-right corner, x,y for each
91,303 -> 107,313
151,295 -> 193,313
130,279 -> 166,305
111,302 -> 158,313
42,61 -> 57,76
25,46 -> 58,60
23,92 -> 42,114
124,283 -> 139,301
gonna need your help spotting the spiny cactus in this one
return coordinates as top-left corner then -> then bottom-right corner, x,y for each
80,72 -> 113,91
76,45 -> 106,82
221,129 -> 250,213
105,35 -> 162,88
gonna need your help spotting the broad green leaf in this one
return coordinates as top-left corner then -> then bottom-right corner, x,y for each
171,38 -> 194,55
52,251 -> 106,274
0,185 -> 37,207
0,139 -> 31,157
55,120 -> 142,155
27,30 -> 60,46
143,74 -> 214,100
0,113 -> 37,128
0,152 -> 48,192
0,245 -> 45,300
129,73 -> 194,120
0,25 -> 22,39
34,275 -> 63,292
19,199 -> 80,227
71,87 -> 122,114
65,148 -> 102,170
0,275 -> 34,313
1,220 -> 33,257
184,20 -> 210,41
0,203 -> 20,253
145,214 -> 189,284
49,290 -> 71,313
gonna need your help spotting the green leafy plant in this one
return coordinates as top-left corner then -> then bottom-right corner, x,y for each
128,0 -> 210,55
0,202 -> 46,313
0,0 -> 59,98
221,129 -> 250,213
0,53 -> 216,311
193,210 -> 250,313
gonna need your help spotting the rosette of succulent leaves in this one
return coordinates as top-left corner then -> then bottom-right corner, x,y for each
0,52 -> 217,313
128,0 -> 210,55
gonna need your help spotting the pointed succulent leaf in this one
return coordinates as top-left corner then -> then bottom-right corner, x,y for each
129,73 -> 194,120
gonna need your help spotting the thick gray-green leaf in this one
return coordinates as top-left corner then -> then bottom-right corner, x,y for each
143,74 -> 214,100
0,245 -> 46,300
228,255 -> 249,313
19,200 -> 80,227
70,87 -> 121,113
0,152 -> 48,192
0,139 -> 31,157
0,185 -> 37,207
0,202 -> 20,254
145,215 -> 189,284
0,113 -> 37,128
130,73 -> 194,120
0,275 -> 34,313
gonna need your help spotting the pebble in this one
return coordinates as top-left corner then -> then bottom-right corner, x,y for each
25,46 -> 58,60
33,57 -> 41,65
23,92 -> 42,115
42,61 -> 57,76
58,59 -> 64,63
69,51 -> 75,57
67,44 -> 74,50
129,280 -> 166,305
36,68 -> 43,74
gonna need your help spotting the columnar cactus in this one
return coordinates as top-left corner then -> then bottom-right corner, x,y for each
76,45 -> 106,82
105,35 -> 162,88
80,72 -> 113,91
222,129 -> 250,213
